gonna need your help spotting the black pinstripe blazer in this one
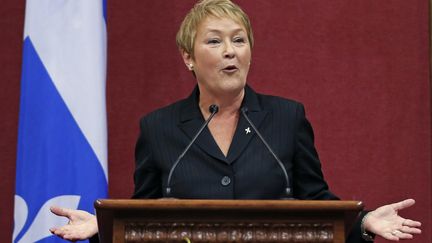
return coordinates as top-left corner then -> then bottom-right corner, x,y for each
133,85 -> 338,200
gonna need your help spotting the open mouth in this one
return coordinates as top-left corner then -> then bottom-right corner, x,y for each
222,65 -> 238,72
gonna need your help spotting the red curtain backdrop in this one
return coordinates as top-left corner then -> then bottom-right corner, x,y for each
1,1 -> 430,242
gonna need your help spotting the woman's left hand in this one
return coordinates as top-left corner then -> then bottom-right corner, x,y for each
363,199 -> 422,241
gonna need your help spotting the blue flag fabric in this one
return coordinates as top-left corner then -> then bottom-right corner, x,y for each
13,1 -> 108,242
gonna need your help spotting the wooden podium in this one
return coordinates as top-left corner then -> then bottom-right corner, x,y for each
95,199 -> 363,243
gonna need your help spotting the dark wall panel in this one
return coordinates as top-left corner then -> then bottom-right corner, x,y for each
0,0 -> 24,242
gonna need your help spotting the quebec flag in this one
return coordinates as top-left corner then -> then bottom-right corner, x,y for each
13,0 -> 108,242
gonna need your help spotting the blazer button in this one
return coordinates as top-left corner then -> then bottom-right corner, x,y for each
221,176 -> 231,186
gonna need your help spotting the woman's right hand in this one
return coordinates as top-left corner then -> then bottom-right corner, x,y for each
49,206 -> 98,241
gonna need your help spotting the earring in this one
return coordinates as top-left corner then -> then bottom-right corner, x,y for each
187,63 -> 194,71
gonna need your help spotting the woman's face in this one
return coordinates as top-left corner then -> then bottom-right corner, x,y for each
184,16 -> 252,96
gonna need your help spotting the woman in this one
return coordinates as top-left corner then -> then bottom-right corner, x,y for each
50,0 -> 422,242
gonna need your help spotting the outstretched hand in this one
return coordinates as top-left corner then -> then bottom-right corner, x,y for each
49,206 -> 98,242
364,199 -> 422,241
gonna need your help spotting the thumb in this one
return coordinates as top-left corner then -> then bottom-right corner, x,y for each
50,206 -> 73,218
391,199 -> 415,211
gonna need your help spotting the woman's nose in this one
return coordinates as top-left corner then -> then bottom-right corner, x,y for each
223,42 -> 235,58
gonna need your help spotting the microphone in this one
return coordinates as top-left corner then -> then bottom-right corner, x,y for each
240,107 -> 294,199
166,104 -> 219,197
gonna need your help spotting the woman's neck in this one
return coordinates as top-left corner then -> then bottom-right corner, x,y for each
198,87 -> 245,119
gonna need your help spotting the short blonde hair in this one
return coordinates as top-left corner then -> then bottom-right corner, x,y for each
176,0 -> 254,57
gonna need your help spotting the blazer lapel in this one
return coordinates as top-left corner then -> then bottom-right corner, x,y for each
178,87 -> 227,163
227,85 -> 268,164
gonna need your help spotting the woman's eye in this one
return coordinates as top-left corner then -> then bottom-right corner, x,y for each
233,37 -> 246,43
207,39 -> 220,44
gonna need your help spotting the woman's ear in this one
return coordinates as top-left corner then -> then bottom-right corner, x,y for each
181,50 -> 194,71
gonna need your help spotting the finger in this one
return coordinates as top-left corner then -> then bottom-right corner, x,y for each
50,227 -> 60,234
382,232 -> 399,241
62,229 -> 87,241
49,228 -> 57,235
403,219 -> 422,227
50,227 -> 67,238
50,206 -> 72,218
396,232 -> 414,240
391,199 -> 415,211
52,226 -> 76,240
63,233 -> 80,242
401,226 -> 422,234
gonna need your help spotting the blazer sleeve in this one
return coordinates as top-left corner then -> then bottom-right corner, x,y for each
132,116 -> 163,199
292,103 -> 338,200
